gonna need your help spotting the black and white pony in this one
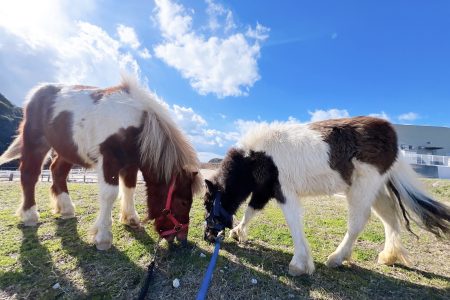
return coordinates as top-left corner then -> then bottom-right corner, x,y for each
204,117 -> 450,276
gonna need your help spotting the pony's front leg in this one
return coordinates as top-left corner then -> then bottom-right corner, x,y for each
50,155 -> 75,219
90,158 -> 119,250
230,205 -> 257,242
279,190 -> 314,275
118,165 -> 140,228
231,189 -> 272,242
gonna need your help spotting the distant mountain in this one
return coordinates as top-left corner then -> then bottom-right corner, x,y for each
0,93 -> 22,168
208,158 -> 222,164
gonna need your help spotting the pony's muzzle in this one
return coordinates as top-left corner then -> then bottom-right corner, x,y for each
204,223 -> 220,243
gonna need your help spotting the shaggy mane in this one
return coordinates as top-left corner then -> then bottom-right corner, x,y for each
121,75 -> 200,184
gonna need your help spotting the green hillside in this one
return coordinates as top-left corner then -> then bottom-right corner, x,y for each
0,94 -> 22,168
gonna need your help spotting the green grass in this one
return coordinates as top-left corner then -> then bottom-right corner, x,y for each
0,180 -> 449,299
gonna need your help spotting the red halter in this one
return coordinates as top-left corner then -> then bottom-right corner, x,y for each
157,175 -> 189,237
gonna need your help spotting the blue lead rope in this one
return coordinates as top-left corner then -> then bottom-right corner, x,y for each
196,238 -> 222,300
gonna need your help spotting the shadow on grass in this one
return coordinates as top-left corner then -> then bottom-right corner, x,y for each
0,224 -> 82,299
1,221 -> 448,299
203,240 -> 450,299
54,218 -> 159,299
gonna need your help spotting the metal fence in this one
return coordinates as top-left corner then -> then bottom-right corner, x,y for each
2,152 -> 449,182
0,169 -> 144,183
401,151 -> 450,167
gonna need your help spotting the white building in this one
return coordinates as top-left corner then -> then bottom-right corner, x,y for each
394,124 -> 450,179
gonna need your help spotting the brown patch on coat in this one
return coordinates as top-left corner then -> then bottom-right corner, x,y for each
50,155 -> 73,195
309,116 -> 398,185
99,126 -> 142,185
119,165 -> 139,188
46,111 -> 90,168
90,84 -> 130,103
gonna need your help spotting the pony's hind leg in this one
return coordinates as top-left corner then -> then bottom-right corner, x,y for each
372,188 -> 411,266
50,155 -> 75,219
118,165 -> 140,228
90,156 -> 120,250
17,129 -> 50,226
279,188 -> 315,275
326,164 -> 383,268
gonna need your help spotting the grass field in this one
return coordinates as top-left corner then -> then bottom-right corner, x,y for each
0,179 -> 449,299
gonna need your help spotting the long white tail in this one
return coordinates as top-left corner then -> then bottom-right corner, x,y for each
0,135 -> 22,166
387,156 -> 450,238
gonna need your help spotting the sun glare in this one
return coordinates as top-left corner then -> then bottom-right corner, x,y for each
0,0 -> 67,46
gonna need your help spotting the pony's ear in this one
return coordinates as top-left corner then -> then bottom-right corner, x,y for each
204,179 -> 215,192
192,171 -> 199,177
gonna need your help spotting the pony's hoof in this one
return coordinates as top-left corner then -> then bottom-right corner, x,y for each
229,227 -> 247,243
96,240 -> 112,251
119,213 -> 141,228
23,219 -> 39,227
60,212 -> 76,220
378,250 -> 411,267
17,206 -> 39,227
52,192 -> 75,218
91,227 -> 113,251
325,253 -> 344,268
288,260 -> 315,276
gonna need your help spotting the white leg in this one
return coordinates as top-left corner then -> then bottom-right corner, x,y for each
279,190 -> 314,275
372,188 -> 411,266
326,164 -> 383,267
16,204 -> 39,226
51,192 -> 75,219
230,206 -> 257,242
90,162 -> 119,250
118,176 -> 140,227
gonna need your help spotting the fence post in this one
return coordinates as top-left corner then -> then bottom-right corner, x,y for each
9,173 -> 13,181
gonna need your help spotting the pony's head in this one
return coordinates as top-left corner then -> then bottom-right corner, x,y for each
202,148 -> 259,243
203,178 -> 234,243
146,169 -> 203,242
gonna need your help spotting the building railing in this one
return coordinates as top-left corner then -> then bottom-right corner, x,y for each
401,150 -> 450,167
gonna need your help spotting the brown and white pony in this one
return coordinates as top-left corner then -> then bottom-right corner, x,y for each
0,76 -> 203,250
204,117 -> 450,275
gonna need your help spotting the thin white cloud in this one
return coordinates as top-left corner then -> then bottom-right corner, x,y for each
308,109 -> 350,122
205,0 -> 226,31
246,23 -> 270,41
138,48 -> 152,59
172,104 -> 207,134
398,112 -> 419,122
369,111 -> 390,120
117,24 -> 141,49
153,0 -> 269,98
224,11 -> 237,32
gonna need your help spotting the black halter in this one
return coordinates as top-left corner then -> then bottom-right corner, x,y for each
206,192 -> 232,232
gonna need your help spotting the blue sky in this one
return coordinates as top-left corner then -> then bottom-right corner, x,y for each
1,0 -> 449,161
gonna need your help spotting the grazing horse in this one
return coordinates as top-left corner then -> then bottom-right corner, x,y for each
203,117 -> 450,275
0,76 -> 203,250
